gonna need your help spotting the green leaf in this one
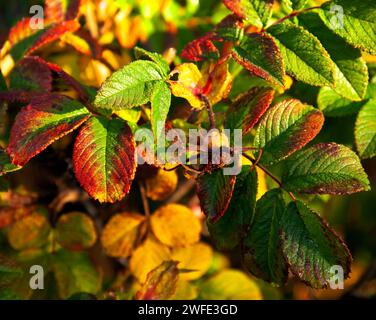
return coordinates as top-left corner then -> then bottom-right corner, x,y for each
0,70 -> 6,90
134,47 -> 170,77
317,87 -> 365,117
0,254 -> 23,286
73,116 -> 136,203
196,169 -> 236,223
207,166 -> 257,250
254,99 -> 324,165
282,143 -> 370,194
199,269 -> 262,300
225,87 -> 275,134
298,12 -> 368,101
151,81 -> 171,142
232,32 -> 285,87
283,0 -> 308,11
242,189 -> 288,286
319,0 -> 376,55
355,100 -> 376,159
7,94 -> 90,166
268,22 -> 335,86
55,212 -> 97,251
94,60 -> 164,110
280,200 -> 351,288
223,0 -> 274,28
52,249 -> 101,299
0,149 -> 21,176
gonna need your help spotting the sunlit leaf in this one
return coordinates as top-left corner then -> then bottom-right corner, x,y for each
151,204 -> 201,247
73,116 -> 136,203
101,212 -> 146,258
355,100 -> 376,159
145,169 -> 178,201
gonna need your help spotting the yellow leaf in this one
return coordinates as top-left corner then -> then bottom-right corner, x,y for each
169,62 -> 232,109
256,167 -> 268,200
200,269 -> 262,300
8,211 -> 51,250
130,235 -> 171,282
171,279 -> 198,300
136,260 -> 179,300
171,242 -> 213,280
145,169 -> 178,201
151,204 -> 201,247
101,212 -> 146,258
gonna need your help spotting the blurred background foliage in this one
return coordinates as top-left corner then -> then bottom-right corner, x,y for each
0,0 -> 375,300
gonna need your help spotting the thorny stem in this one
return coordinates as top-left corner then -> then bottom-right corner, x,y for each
267,6 -> 321,29
242,152 -> 296,202
199,94 -> 216,130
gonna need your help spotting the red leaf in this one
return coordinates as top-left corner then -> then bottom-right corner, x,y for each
45,0 -> 82,22
181,33 -> 220,62
73,116 -> 136,203
226,87 -> 275,133
197,169 -> 236,223
25,20 -> 80,56
10,56 -> 52,92
8,94 -> 90,166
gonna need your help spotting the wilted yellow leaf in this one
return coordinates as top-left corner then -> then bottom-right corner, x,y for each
130,235 -> 171,283
55,212 -> 97,251
136,260 -> 179,300
8,212 -> 51,250
145,169 -> 178,201
171,242 -> 213,280
151,204 -> 201,247
200,269 -> 262,300
169,62 -> 232,109
101,212 -> 146,258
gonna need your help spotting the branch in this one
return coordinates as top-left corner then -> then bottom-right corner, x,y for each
199,94 -> 216,130
242,152 -> 296,201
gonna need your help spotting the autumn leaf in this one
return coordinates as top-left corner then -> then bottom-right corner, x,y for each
101,212 -> 146,258
136,260 -> 179,300
150,204 -> 201,247
168,61 -> 233,109
7,94 -> 90,166
73,116 -> 136,203
145,169 -> 178,201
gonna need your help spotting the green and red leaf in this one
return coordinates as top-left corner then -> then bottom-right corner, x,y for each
232,32 -> 285,87
196,169 -> 236,223
45,0 -> 82,23
225,86 -> 274,133
280,200 -> 351,288
208,166 -> 257,250
0,149 -> 21,176
282,143 -> 370,194
181,33 -> 220,62
73,116 -> 136,203
7,94 -> 90,166
223,0 -> 274,28
9,56 -> 52,92
254,99 -> 324,165
242,189 -> 288,286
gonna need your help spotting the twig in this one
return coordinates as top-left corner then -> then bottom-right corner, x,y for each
267,6 -> 321,29
199,94 -> 216,130
167,179 -> 196,204
138,182 -> 151,219
242,152 -> 296,201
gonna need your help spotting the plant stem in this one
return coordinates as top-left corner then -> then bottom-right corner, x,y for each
138,182 -> 151,219
242,152 -> 296,201
200,94 -> 216,130
267,6 -> 321,29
